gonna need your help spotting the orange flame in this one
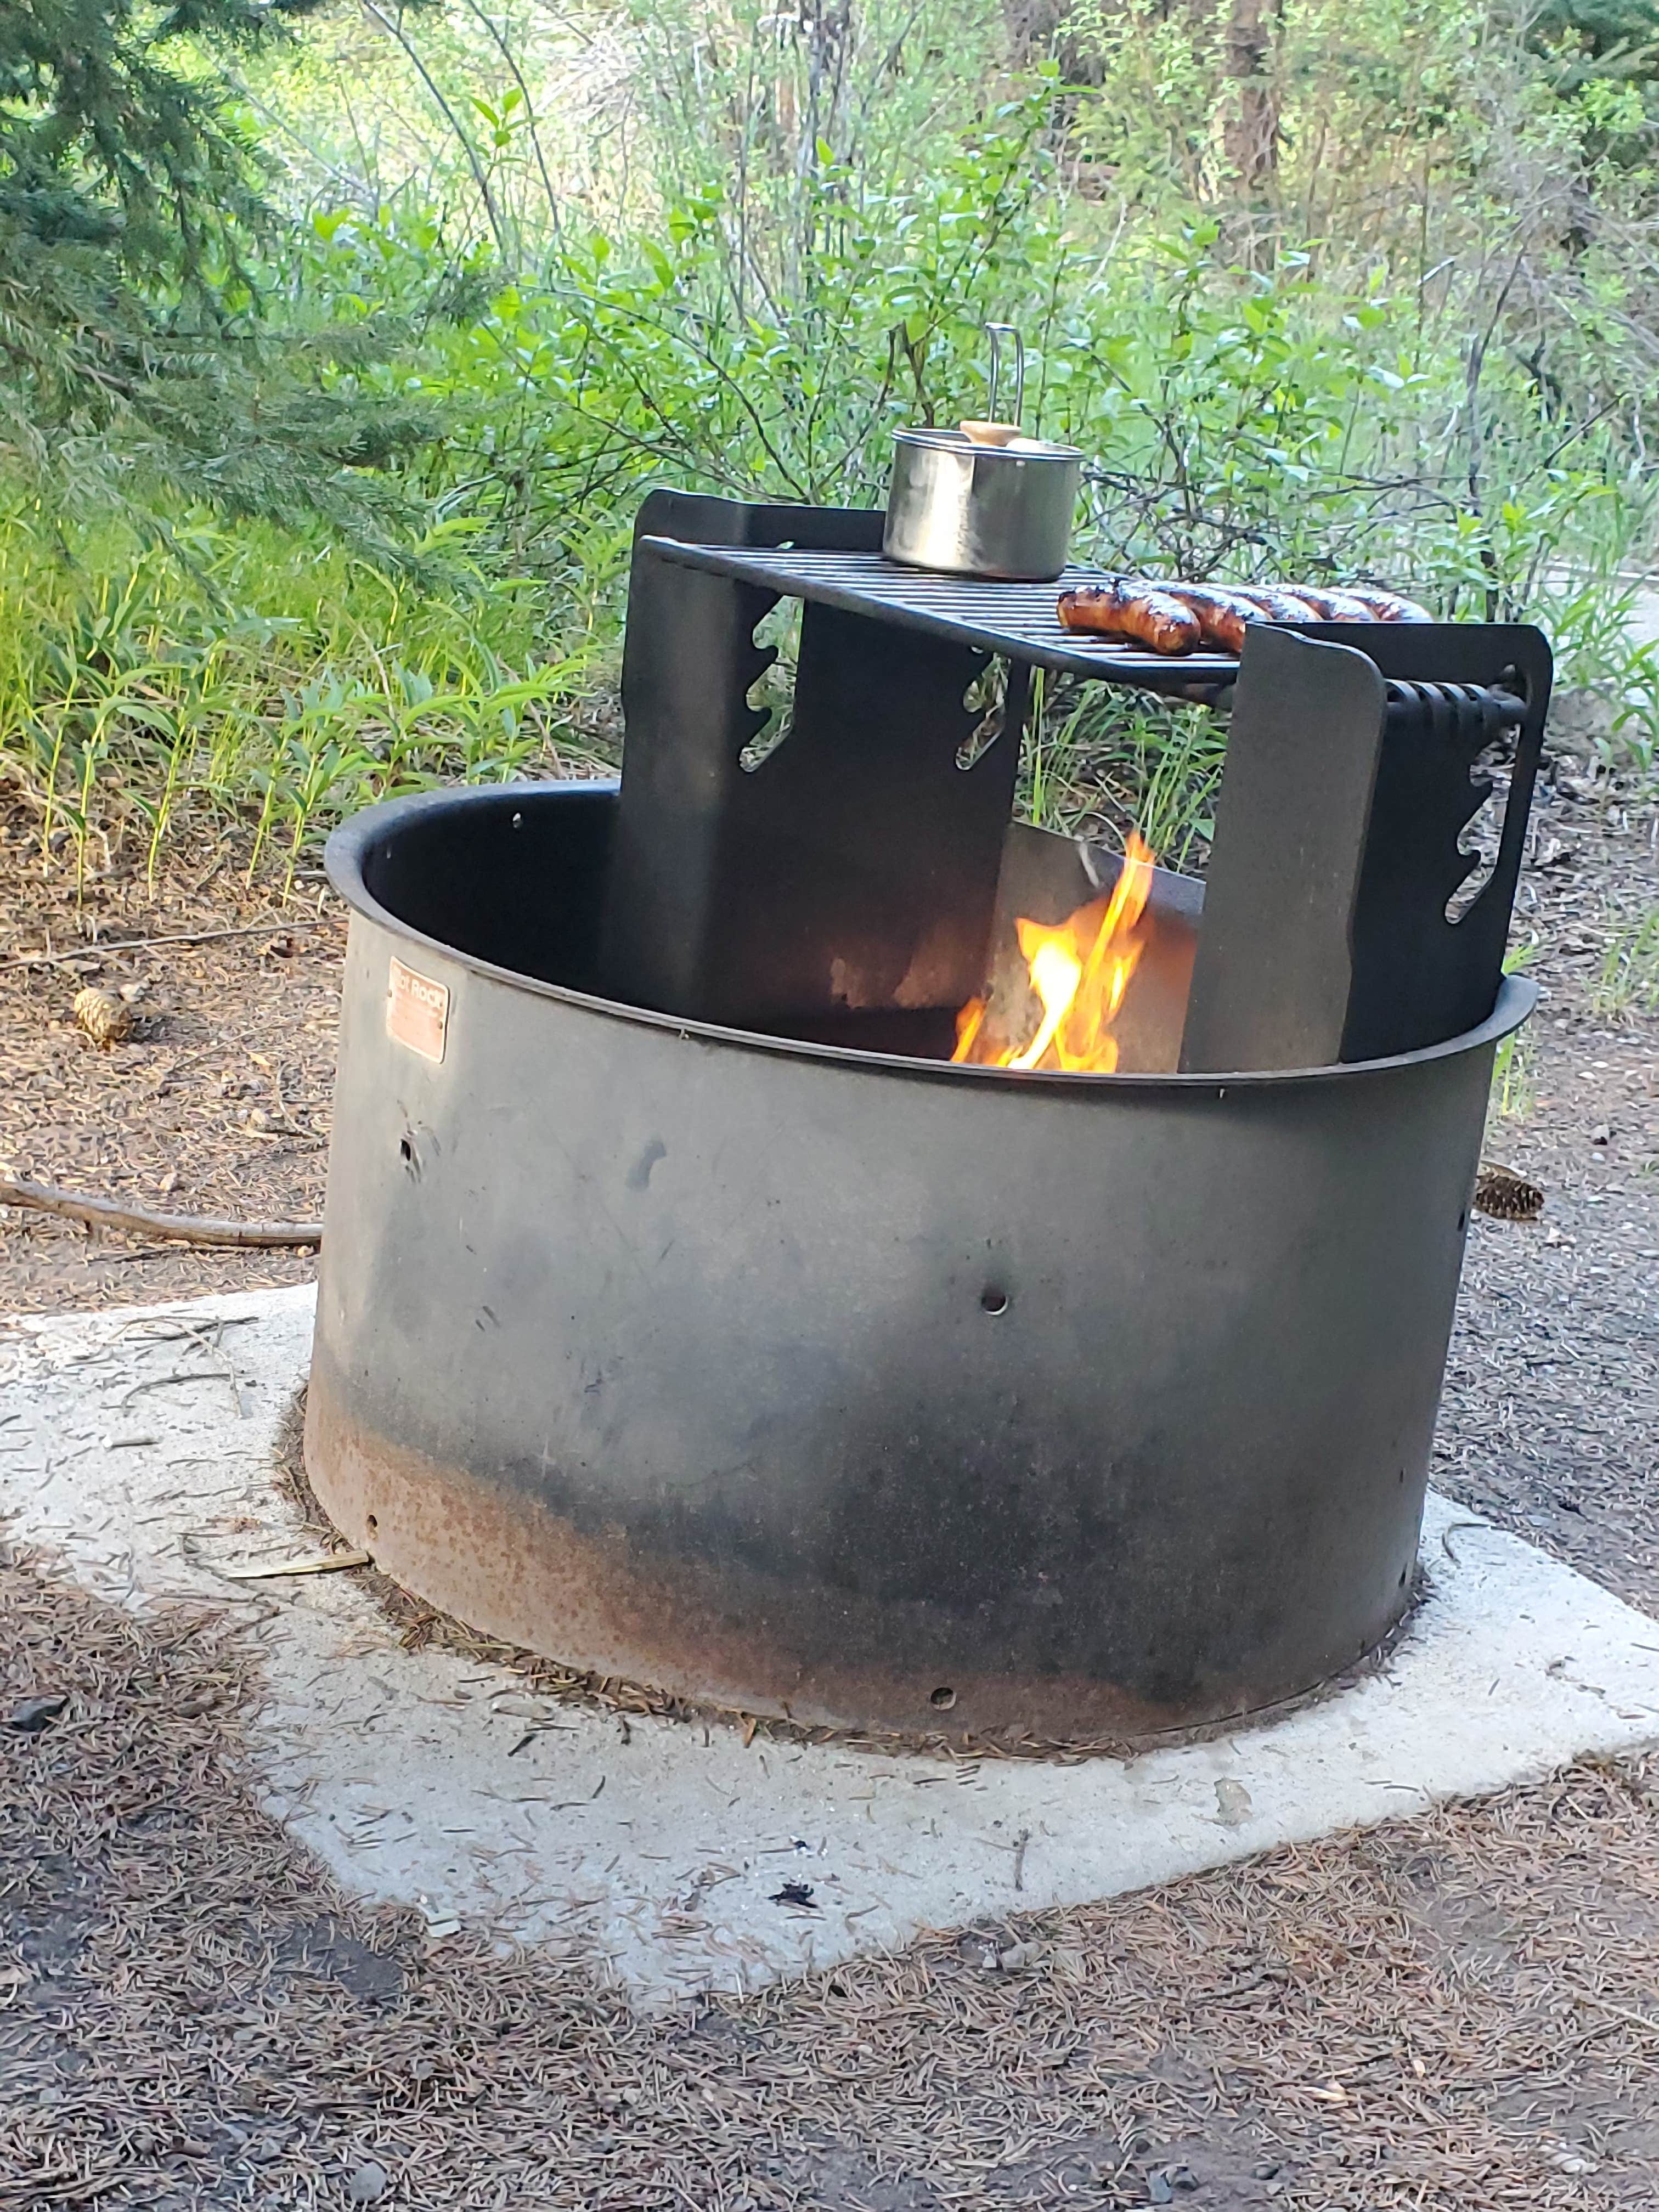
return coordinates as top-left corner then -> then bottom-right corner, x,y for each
952,832 -> 1156,1074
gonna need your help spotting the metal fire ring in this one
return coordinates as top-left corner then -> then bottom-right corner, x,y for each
306,783 -> 1533,1746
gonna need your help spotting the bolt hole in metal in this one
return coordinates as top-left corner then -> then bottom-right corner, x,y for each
930,1685 -> 957,1710
980,1285 -> 1010,1315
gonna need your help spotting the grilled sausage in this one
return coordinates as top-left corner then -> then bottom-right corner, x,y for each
1336,585 -> 1432,622
1057,580 -> 1203,656
1160,584 -> 1259,653
1280,585 -> 1380,621
1227,585 -> 1323,623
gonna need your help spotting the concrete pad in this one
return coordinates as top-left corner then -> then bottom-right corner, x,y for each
4,1282 -> 1658,2002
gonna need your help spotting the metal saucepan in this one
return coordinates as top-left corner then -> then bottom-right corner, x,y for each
883,325 -> 1084,582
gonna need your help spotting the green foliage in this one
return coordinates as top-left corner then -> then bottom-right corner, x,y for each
1020,680 -> 1226,874
4,0 -> 1659,883
1537,0 -> 1659,108
0,0 -> 437,546
0,501 -> 597,894
1491,940 -> 1539,1118
1592,904 -> 1659,1014
285,114 -> 1657,624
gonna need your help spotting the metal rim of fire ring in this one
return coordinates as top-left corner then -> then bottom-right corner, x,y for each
326,783 -> 1538,1087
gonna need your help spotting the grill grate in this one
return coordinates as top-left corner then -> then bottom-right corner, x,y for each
616,490 -> 1548,1070
637,538 -> 1240,694
638,538 -> 1527,718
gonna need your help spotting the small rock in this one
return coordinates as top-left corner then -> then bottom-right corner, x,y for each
347,2160 -> 389,2203
116,980 -> 148,1005
1550,2152 -> 1597,2175
72,986 -> 133,1047
1252,2162 -> 1280,2180
997,1940 -> 1037,1972
1148,2174 -> 1174,2206
5,1694 -> 68,1734
1214,1777 -> 1254,1827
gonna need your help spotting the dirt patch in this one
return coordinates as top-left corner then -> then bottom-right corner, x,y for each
1436,770 -> 1659,1617
4,1536 -> 1659,2209
0,805 -> 341,1314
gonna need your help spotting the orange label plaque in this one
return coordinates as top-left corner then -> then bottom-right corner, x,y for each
386,957 -> 449,1064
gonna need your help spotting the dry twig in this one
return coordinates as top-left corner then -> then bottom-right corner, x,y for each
0,916 -> 330,975
0,1173 -> 322,1249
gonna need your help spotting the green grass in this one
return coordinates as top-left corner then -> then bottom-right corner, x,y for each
0,505 -> 605,897
1591,906 -> 1659,1018
1019,679 -> 1225,876
1490,940 -> 1539,1120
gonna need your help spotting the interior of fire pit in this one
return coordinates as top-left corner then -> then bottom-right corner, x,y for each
358,781 -> 1201,1072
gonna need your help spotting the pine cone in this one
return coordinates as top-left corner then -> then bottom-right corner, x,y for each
73,986 -> 134,1048
1474,1163 -> 1544,1221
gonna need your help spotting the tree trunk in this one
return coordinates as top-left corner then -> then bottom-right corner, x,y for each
1223,0 -> 1280,193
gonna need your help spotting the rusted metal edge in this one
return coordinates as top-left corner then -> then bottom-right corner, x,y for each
298,1371 -> 1419,1756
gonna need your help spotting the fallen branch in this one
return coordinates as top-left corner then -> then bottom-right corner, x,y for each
0,917 -> 331,975
0,1175 -> 323,1250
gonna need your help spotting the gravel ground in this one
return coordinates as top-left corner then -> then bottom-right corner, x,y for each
1437,771 -> 1659,1618
0,805 -> 339,1313
4,1535 -> 1659,2212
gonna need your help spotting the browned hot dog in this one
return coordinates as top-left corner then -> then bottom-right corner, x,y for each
1227,585 -> 1323,623
1057,581 -> 1203,656
1331,585 -> 1432,622
1279,585 -> 1377,621
1160,584 -> 1258,653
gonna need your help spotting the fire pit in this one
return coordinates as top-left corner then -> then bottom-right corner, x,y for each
304,493 -> 1549,1746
